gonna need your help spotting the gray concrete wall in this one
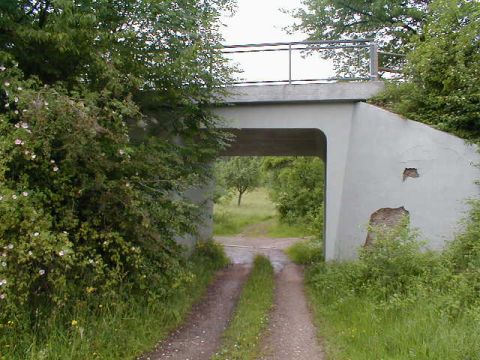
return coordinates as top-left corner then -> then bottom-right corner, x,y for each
209,85 -> 480,260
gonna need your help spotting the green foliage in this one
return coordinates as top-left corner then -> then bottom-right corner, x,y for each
292,0 -> 428,51
285,239 -> 324,265
212,255 -> 274,360
0,240 -> 228,359
263,157 -> 324,235
374,0 -> 480,139
0,0 -> 233,336
304,201 -> 480,358
215,157 -> 261,206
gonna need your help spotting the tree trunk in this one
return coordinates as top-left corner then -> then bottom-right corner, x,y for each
237,191 -> 243,206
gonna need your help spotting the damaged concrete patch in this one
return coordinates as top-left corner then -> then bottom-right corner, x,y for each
365,207 -> 409,246
403,168 -> 419,181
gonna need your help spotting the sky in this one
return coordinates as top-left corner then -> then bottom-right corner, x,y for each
220,0 -> 335,83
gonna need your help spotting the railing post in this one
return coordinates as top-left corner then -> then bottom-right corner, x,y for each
288,44 -> 292,84
369,43 -> 379,80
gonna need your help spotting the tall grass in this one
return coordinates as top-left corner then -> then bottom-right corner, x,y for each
212,255 -> 275,360
298,213 -> 480,359
0,241 -> 229,360
214,188 -> 312,237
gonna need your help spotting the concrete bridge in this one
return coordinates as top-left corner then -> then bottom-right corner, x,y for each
204,81 -> 480,260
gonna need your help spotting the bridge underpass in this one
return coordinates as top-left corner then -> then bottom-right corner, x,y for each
200,82 -> 480,260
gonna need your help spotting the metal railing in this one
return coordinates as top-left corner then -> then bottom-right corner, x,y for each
221,39 -> 383,85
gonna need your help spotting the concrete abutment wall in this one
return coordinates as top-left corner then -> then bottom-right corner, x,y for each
191,83 -> 480,260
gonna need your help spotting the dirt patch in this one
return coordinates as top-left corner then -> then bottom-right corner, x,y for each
139,265 -> 250,360
259,263 -> 325,360
365,206 -> 409,246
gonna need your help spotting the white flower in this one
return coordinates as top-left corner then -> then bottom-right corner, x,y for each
53,166 -> 59,172
14,139 -> 23,145
14,97 -> 18,103
88,259 -> 94,264
0,65 -> 5,72
12,195 -> 17,200
39,269 -> 45,276
0,294 -> 5,300
1,262 -> 6,267
4,81 -> 10,87
24,150 -> 30,155
21,122 -> 28,129
14,110 -> 18,115
28,251 -> 33,256
7,244 -> 13,250
0,196 -> 3,201
4,103 -> 9,109
119,149 -> 125,155
50,160 -> 55,164
31,154 -> 37,160
125,183 -> 130,188
33,232 -> 39,237
59,250 -> 65,257
15,123 -> 20,128
17,86 -> 22,91
22,191 -> 28,197
44,101 -> 49,106
0,279 -> 6,286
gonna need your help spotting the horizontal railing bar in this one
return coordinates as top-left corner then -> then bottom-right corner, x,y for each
378,51 -> 407,57
232,77 -> 371,85
222,39 -> 374,49
223,44 -> 370,54
379,67 -> 403,73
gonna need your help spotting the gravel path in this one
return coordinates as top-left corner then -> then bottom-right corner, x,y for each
217,236 -> 325,360
139,265 -> 250,360
260,263 -> 325,360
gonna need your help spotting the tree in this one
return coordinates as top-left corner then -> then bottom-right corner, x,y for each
0,0 -> 233,319
374,0 -> 480,139
291,0 -> 430,52
216,157 -> 261,206
262,157 -> 325,234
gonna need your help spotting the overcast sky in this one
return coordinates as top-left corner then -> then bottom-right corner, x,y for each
220,0 -> 335,83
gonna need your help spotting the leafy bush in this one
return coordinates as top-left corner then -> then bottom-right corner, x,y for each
286,240 -> 324,265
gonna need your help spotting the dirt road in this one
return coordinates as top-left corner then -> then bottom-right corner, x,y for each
141,236 -> 324,360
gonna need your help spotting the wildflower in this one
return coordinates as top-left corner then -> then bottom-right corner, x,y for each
14,139 -> 23,145
33,232 -> 39,237
86,287 -> 95,294
22,191 -> 28,197
0,65 -> 5,71
0,196 -> 3,201
28,251 -> 33,256
71,320 -> 78,327
14,110 -> 18,115
7,244 -> 13,250
4,103 -> 9,109
1,262 -> 6,267
119,149 -> 125,155
0,294 -> 5,300
59,250 -> 65,257
12,195 -> 17,200
126,183 -> 130,188
15,123 -> 20,128
39,269 -> 45,276
44,101 -> 49,106
17,86 -> 22,91
4,81 -> 10,87
31,154 -> 37,160
21,122 -> 28,129
0,279 -> 6,286
88,259 -> 94,264
50,160 -> 55,163
53,166 -> 59,172
14,97 -> 18,103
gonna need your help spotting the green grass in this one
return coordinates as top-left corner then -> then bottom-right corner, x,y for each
212,255 -> 275,360
214,188 -> 312,238
306,283 -> 480,360
285,239 -> 324,264
0,241 -> 229,360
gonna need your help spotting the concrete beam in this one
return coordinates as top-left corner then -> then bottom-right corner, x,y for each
220,82 -> 384,105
